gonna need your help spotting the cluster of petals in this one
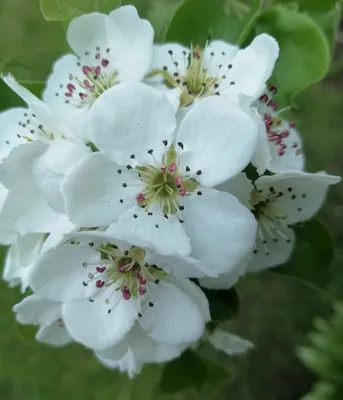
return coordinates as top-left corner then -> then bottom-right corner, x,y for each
0,5 -> 339,377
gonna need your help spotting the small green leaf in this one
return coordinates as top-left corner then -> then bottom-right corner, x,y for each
16,324 -> 38,345
201,287 -> 239,322
255,6 -> 330,102
165,0 -> 262,47
159,349 -> 230,393
276,219 -> 333,290
39,0 -> 122,21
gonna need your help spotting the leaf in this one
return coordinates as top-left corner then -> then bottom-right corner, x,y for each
275,219 -> 334,291
123,0 -> 182,42
0,0 -> 69,83
165,0 -> 262,47
159,349 -> 230,393
39,0 -> 122,21
16,324 -> 38,345
275,0 -> 338,13
201,287 -> 239,322
255,6 -> 330,102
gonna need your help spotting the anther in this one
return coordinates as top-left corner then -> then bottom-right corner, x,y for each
177,142 -> 184,149
130,154 -> 135,159
185,166 -> 190,172
117,169 -> 122,174
197,191 -> 202,196
133,214 -> 138,219
126,165 -> 132,170
122,183 -> 127,188
163,140 -> 168,146
148,149 -> 153,154
89,242 -> 94,247
119,199 -> 124,203
149,301 -> 154,307
196,170 -> 202,175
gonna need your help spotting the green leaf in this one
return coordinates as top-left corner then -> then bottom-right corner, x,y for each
123,0 -> 183,42
159,349 -> 230,393
16,324 -> 38,345
0,0 -> 68,83
275,220 -> 334,291
165,0 -> 262,47
255,6 -> 330,102
40,0 -> 122,21
201,287 -> 239,322
275,0 -> 338,13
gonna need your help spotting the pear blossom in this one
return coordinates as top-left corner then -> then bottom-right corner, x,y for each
43,6 -> 154,138
151,34 -> 279,107
254,84 -> 305,172
13,295 -> 72,347
62,82 -> 258,275
0,77 -> 90,234
218,171 -> 340,272
29,231 -> 211,351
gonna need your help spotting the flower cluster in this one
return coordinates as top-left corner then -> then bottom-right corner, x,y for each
0,6 -> 339,377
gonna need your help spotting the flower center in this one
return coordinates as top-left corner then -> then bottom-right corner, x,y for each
57,46 -> 118,107
135,145 -> 199,218
82,243 -> 167,315
161,45 -> 233,106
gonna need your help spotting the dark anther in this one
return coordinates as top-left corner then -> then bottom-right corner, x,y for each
174,61 -> 179,66
197,191 -> 202,196
89,298 -> 94,302
230,81 -> 235,85
155,224 -> 159,228
108,309 -> 112,314
163,66 -> 168,71
124,250 -> 129,255
168,50 -> 173,55
196,170 -> 202,175
147,212 -> 153,216
163,140 -> 168,146
176,79 -> 181,84
119,199 -> 124,203
179,219 -> 184,223
130,154 -> 135,159
122,183 -> 127,188
149,302 -> 154,307
126,165 -> 132,170
106,48 -> 110,53
210,52 -> 214,56
287,187 -> 292,192
148,149 -> 153,155
291,195 -> 296,199
297,207 -> 302,212
133,214 -> 138,219
253,249 -> 258,254
164,214 -> 169,219
228,64 -> 232,69
155,279 -> 160,284
89,242 -> 94,247
177,142 -> 184,149
262,240 -> 267,244
269,187 -> 274,192
138,312 -> 142,318
82,281 -> 88,287
179,205 -> 184,210
173,72 -> 179,77
302,194 -> 307,198
273,238 -> 278,243
186,166 -> 190,172
117,169 -> 122,174
278,192 -> 283,197
214,83 -> 219,89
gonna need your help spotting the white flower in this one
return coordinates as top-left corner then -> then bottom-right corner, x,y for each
253,84 -> 305,173
29,231 -> 211,351
13,294 -> 72,347
95,323 -> 186,377
43,6 -> 154,139
3,233 -> 44,292
219,171 -> 340,272
62,82 -> 258,276
207,329 -> 254,356
151,34 -> 279,107
0,77 -> 90,234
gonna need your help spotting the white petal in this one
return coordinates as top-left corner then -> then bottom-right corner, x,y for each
0,108 -> 28,161
256,171 -> 341,225
67,13 -> 115,59
36,321 -> 72,347
62,152 -> 140,226
88,82 -> 176,166
96,350 -> 143,377
108,5 -> 154,81
33,140 -> 90,213
205,40 -> 239,78
41,215 -> 76,252
108,204 -> 191,257
62,287 -> 138,351
177,96 -> 258,186
139,279 -> 206,345
2,74 -> 40,105
220,34 -> 279,101
250,223 -> 295,271
208,329 -> 254,356
216,172 -> 253,209
13,294 -> 61,326
182,188 -> 257,275
151,43 -> 189,76
29,244 -> 100,301
199,253 -> 252,289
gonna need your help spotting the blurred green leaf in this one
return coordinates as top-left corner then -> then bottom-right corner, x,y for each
200,287 -> 239,322
275,0 -> 338,12
123,0 -> 182,42
159,349 -> 230,393
0,0 -> 68,83
39,0 -> 122,21
255,6 -> 330,103
16,324 -> 38,345
165,0 -> 262,47
276,220 -> 334,291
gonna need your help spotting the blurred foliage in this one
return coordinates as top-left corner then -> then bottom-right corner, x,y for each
299,303 -> 343,400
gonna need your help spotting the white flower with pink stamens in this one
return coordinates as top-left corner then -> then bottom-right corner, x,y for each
29,231 -> 210,351
43,6 -> 154,140
151,34 -> 279,107
216,171 -> 340,273
253,84 -> 305,172
61,82 -> 258,276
